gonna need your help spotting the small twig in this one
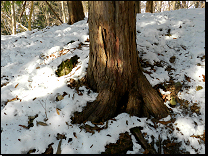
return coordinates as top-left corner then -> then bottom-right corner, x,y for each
39,96 -> 49,121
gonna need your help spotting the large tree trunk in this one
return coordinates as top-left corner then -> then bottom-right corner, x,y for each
146,1 -> 154,13
67,1 -> 85,25
72,1 -> 169,124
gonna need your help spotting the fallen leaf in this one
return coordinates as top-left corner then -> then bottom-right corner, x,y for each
36,121 -> 48,126
184,74 -> 191,82
8,96 -> 19,102
166,142 -> 177,147
158,120 -> 172,125
62,92 -> 68,97
56,95 -> 64,101
15,83 -> 19,88
68,138 -> 72,143
202,74 -> 205,82
196,86 -> 203,91
73,132 -> 77,138
1,82 -> 9,87
56,108 -> 60,115
19,125 -> 28,129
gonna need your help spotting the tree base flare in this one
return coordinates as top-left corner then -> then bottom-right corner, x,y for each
71,79 -> 169,124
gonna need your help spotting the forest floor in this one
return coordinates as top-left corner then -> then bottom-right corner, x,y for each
1,8 -> 205,154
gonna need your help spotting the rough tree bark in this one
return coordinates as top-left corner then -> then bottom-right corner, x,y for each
135,1 -> 141,14
72,1 -> 169,124
67,1 -> 85,25
146,1 -> 154,13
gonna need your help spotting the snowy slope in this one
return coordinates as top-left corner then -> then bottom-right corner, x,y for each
1,8 -> 205,154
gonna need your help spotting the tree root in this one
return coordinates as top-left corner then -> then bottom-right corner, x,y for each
130,127 -> 157,154
72,74 -> 169,124
71,89 -> 120,124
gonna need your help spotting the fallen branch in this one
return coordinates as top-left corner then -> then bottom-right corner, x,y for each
130,127 -> 157,154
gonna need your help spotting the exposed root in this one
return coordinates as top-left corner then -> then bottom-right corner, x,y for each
72,74 -> 169,124
71,89 -> 120,124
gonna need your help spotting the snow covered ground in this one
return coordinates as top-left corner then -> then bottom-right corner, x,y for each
1,8 -> 205,154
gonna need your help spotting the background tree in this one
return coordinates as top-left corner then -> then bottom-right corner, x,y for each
82,1 -> 88,16
172,1 -> 176,10
67,1 -> 85,25
200,1 -> 205,8
61,1 -> 67,23
1,1 -> 202,35
182,1 -> 187,9
11,1 -> 16,34
28,1 -> 34,31
135,1 -> 141,14
45,1 -> 63,24
168,1 -> 171,11
146,1 -> 154,13
158,1 -> 162,12
175,1 -> 181,10
194,1 -> 199,8
72,1 -> 169,124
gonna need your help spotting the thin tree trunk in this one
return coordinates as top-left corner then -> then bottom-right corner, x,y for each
146,1 -> 154,13
28,1 -> 34,31
195,1 -> 199,8
135,1 -> 141,13
175,1 -> 181,10
200,1 -> 205,8
45,1 -> 63,24
67,1 -> 85,25
2,12 -> 28,31
19,1 -> 27,20
157,1 -> 162,12
168,1 -> 171,11
1,15 -> 11,34
182,1 -> 187,9
11,1 -> 16,34
72,1 -> 169,124
172,1 -> 176,10
61,1 -> 67,23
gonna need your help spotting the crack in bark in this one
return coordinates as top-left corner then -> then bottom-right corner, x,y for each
101,27 -> 108,75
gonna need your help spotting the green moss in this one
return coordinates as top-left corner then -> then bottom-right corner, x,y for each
55,55 -> 80,77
